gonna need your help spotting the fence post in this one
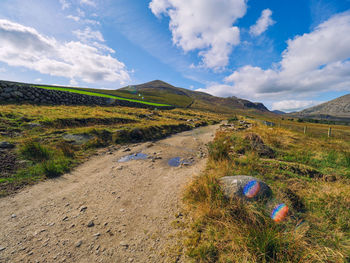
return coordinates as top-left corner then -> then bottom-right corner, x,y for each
328,127 -> 332,137
304,126 -> 307,134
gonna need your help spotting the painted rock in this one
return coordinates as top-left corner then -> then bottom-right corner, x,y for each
219,175 -> 272,200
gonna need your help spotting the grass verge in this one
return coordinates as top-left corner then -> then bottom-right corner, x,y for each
182,118 -> 350,262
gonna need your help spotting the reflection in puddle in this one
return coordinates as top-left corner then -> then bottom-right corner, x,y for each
118,153 -> 148,162
168,157 -> 193,167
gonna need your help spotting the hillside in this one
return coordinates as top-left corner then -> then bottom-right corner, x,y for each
75,80 -> 270,113
295,94 -> 350,121
117,80 -> 269,113
0,79 -> 270,114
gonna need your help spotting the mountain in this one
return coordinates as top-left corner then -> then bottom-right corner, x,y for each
272,110 -> 286,115
295,94 -> 350,121
2,79 -> 269,114
115,80 -> 269,113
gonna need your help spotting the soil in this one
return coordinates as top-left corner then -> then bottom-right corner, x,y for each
0,124 -> 220,263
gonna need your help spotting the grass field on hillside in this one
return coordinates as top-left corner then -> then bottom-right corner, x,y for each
0,104 -> 221,197
182,118 -> 350,262
74,87 -> 194,108
34,85 -> 172,107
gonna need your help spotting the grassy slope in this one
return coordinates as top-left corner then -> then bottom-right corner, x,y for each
0,104 -> 221,197
77,80 -> 270,114
34,85 -> 171,107
182,117 -> 350,262
74,81 -> 193,108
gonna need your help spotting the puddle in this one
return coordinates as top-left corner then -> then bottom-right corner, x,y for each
168,157 -> 181,167
118,153 -> 148,163
168,157 -> 193,167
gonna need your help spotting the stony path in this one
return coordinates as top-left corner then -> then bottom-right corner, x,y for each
0,124 -> 219,263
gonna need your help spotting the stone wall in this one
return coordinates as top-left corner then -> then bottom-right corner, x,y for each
0,82 -> 174,109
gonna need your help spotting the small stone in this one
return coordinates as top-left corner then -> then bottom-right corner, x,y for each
48,223 -> 55,227
123,148 -> 131,152
0,246 -> 6,252
93,233 -> 101,238
128,258 -> 134,262
87,221 -> 95,227
11,214 -> 16,218
119,241 -> 128,248
28,251 -> 33,256
62,216 -> 68,221
116,166 -> 123,170
75,240 -> 82,248
80,206 -> 87,212
120,209 -> 125,212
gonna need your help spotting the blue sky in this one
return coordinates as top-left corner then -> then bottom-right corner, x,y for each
0,0 -> 350,111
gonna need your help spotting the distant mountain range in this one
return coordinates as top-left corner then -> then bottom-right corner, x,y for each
272,110 -> 286,115
293,94 -> 350,121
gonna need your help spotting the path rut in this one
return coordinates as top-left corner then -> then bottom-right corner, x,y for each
0,124 -> 220,263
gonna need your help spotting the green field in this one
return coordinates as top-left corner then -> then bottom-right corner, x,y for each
34,85 -> 172,107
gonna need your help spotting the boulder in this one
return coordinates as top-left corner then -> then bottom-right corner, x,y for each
63,133 -> 93,145
0,141 -> 15,149
219,175 -> 272,201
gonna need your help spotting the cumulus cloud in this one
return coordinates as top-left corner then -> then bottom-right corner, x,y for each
149,0 -> 247,70
199,11 -> 350,101
249,9 -> 275,36
0,19 -> 130,84
80,0 -> 96,7
271,100 -> 321,112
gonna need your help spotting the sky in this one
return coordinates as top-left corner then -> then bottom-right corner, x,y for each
0,0 -> 350,112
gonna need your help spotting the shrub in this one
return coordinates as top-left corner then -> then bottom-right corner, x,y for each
228,115 -> 238,123
208,137 -> 232,161
43,158 -> 70,178
20,141 -> 50,161
57,142 -> 76,158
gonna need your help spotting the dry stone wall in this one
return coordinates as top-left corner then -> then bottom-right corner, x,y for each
0,82 -> 174,109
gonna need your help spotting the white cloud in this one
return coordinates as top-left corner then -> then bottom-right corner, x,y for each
0,19 -> 130,85
271,100 -> 321,112
80,0 -> 96,7
73,27 -> 104,42
249,9 -> 275,36
149,0 -> 247,70
67,15 -> 80,22
199,12 -> 350,101
35,78 -> 42,82
59,0 -> 71,10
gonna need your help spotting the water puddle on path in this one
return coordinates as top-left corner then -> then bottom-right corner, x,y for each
118,153 -> 148,163
168,157 -> 193,167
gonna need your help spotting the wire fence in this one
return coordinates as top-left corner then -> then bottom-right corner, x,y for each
258,120 -> 350,141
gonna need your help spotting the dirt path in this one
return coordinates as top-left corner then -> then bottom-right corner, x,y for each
0,124 -> 220,263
